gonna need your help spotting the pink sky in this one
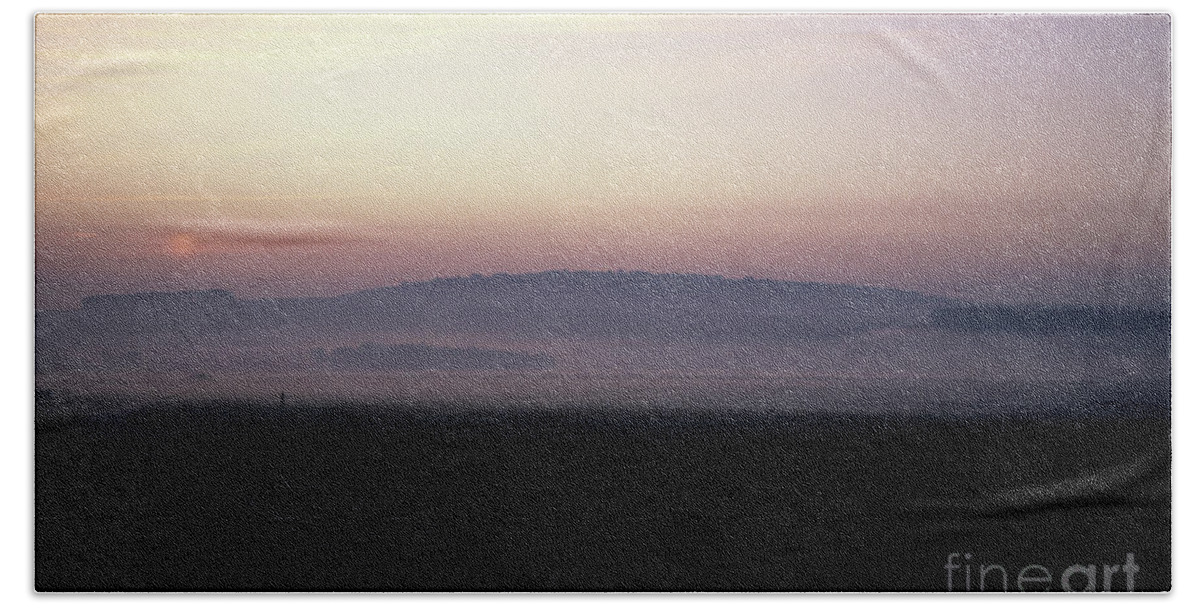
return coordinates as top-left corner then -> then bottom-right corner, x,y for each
35,14 -> 1170,309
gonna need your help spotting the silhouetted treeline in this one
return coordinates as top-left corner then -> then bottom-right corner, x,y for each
34,271 -> 1171,377
39,270 -> 943,341
931,305 -> 1170,336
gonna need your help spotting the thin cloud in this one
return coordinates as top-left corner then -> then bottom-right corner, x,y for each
162,224 -> 367,257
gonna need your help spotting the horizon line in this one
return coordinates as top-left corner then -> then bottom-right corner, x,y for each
48,268 -> 934,311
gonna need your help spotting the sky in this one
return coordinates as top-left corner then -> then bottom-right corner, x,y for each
34,13 -> 1171,309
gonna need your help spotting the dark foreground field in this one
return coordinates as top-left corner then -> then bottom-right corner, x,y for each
36,395 -> 1170,591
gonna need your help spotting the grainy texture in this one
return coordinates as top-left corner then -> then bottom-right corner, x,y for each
36,399 -> 1169,591
34,13 -> 1171,592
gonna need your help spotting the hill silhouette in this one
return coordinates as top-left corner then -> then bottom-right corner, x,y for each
34,271 -> 1169,385
42,271 -> 947,340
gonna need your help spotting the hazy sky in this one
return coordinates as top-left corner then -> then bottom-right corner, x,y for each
35,13 -> 1170,308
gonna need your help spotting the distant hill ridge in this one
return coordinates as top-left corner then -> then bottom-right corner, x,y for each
279,270 -> 947,341
40,270 -> 1168,342
35,271 -> 945,345
348,270 -> 930,300
61,270 -> 931,310
35,270 -> 1171,377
